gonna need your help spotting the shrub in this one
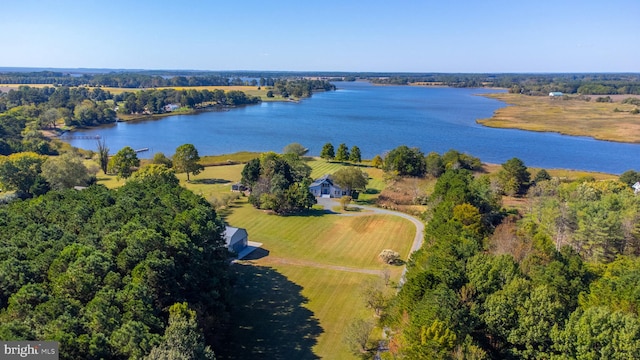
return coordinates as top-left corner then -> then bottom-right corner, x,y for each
379,249 -> 401,264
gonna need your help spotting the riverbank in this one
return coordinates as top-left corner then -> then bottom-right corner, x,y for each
478,93 -> 640,143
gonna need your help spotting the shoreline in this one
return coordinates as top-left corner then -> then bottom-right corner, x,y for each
477,93 -> 640,144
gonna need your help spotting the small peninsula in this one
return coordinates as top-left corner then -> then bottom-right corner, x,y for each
478,93 -> 640,143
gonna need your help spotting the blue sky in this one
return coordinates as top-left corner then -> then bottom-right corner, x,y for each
2,0 -> 638,72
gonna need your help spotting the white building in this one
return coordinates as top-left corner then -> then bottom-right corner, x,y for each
224,226 -> 248,254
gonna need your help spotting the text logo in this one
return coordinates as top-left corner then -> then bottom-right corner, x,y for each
1,342 -> 58,359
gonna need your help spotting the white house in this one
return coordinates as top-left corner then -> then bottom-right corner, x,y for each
164,103 -> 180,112
309,174 -> 348,198
633,182 -> 640,194
224,226 -> 248,254
549,92 -> 564,97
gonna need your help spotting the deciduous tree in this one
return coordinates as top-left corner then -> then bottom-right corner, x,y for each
173,144 -> 203,182
151,152 -> 173,168
383,145 -> 426,177
283,142 -> 308,157
96,138 -> 109,175
42,152 -> 95,190
371,155 -> 383,168
0,151 -> 47,196
343,319 -> 374,355
145,303 -> 215,360
108,146 -> 139,179
339,195 -> 352,210
332,167 -> 368,196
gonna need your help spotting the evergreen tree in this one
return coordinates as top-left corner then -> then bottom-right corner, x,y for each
335,143 -> 350,162
349,145 -> 362,163
320,143 -> 335,160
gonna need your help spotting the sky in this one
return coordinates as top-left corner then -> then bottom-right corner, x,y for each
1,0 -> 639,73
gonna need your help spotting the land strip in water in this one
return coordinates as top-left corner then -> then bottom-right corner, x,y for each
478,93 -> 640,143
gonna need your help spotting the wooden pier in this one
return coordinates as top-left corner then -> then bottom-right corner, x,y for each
58,135 -> 101,140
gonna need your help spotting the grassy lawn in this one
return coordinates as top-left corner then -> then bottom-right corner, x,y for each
220,199 -> 412,359
219,263 -> 385,360
225,200 -> 414,270
178,164 -> 245,199
173,157 -> 411,359
199,152 -> 262,166
478,93 -> 640,143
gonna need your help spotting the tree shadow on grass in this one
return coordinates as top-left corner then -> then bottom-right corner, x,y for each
190,178 -> 231,184
282,208 -> 333,217
242,247 -> 270,260
218,264 -> 322,360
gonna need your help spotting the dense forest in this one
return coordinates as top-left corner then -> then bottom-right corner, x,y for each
377,148 -> 640,359
0,171 -> 230,359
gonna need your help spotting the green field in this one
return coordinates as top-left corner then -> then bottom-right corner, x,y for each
219,263 -> 381,360
187,158 -> 413,359
221,199 -> 414,359
226,199 -> 414,269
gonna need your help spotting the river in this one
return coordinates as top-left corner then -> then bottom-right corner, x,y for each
66,81 -> 640,174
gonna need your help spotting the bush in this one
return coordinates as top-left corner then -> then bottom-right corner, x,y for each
379,249 -> 401,264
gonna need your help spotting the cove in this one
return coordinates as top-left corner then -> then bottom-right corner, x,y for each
66,81 -> 640,174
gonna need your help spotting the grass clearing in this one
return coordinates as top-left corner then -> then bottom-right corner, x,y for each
220,263 -> 384,360
221,199 -> 411,359
478,93 -> 640,143
225,199 -> 415,270
199,152 -> 262,166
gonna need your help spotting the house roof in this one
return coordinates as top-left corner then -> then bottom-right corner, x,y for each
310,174 -> 334,187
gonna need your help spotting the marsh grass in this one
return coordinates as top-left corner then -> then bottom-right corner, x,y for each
478,93 -> 640,143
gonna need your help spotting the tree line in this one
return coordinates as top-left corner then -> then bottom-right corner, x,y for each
0,71 -> 337,92
0,172 -> 231,359
0,85 -> 266,157
348,146 -> 640,358
115,88 -> 260,115
368,73 -> 640,95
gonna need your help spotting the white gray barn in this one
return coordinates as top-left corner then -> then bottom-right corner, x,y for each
224,226 -> 248,254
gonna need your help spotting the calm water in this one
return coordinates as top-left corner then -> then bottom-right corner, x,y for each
67,81 -> 640,174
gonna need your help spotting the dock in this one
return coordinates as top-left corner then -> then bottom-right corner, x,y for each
58,135 -> 101,140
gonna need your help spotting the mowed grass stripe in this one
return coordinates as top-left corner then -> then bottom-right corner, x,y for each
269,264 -> 378,360
227,202 -> 415,268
